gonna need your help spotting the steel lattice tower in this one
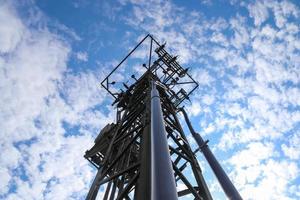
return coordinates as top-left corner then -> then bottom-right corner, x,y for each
84,35 -> 242,200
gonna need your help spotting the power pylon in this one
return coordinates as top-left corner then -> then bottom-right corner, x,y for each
84,35 -> 242,200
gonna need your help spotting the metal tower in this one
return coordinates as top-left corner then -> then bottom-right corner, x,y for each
84,35 -> 242,200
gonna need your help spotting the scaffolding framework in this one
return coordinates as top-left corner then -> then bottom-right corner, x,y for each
84,35 -> 242,200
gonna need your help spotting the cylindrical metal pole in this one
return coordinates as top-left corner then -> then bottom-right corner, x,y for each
180,108 -> 243,200
86,168 -> 103,200
135,90 -> 151,200
151,82 -> 178,200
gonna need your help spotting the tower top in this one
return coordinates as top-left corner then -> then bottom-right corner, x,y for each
101,34 -> 198,108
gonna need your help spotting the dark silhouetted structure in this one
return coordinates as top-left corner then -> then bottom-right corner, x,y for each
84,35 -> 242,200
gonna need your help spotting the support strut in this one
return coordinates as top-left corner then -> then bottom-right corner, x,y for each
180,107 -> 243,200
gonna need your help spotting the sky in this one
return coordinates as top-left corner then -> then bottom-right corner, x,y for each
0,0 -> 299,199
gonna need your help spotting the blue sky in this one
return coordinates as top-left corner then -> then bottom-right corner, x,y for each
0,0 -> 300,199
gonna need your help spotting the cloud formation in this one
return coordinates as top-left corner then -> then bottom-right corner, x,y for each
0,1 -> 113,199
0,0 -> 299,199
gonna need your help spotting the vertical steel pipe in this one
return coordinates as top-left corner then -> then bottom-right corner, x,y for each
180,108 -> 242,200
151,82 -> 178,200
135,100 -> 151,200
86,168 -> 103,200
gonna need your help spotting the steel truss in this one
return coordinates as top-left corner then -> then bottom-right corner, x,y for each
84,34 -> 242,200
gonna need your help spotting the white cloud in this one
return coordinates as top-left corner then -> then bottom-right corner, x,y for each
268,1 -> 299,28
248,1 -> 269,26
0,167 -> 10,194
229,142 -> 276,168
239,159 -> 299,200
76,51 -> 88,62
281,131 -> 300,160
0,3 -> 24,53
0,28 -> 70,143
229,16 -> 250,49
248,0 -> 299,29
202,94 -> 215,105
62,71 -> 106,113
192,68 -> 214,86
186,101 -> 201,117
0,2 -> 110,199
227,141 -> 299,199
